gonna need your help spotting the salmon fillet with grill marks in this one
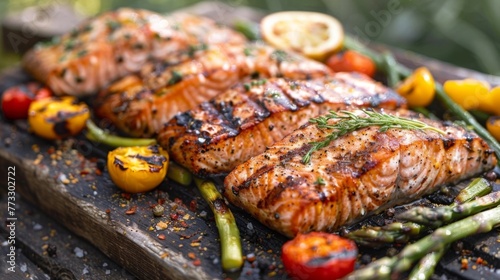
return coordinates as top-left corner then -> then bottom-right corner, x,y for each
223,109 -> 497,237
94,43 -> 332,137
22,8 -> 246,96
158,73 -> 406,177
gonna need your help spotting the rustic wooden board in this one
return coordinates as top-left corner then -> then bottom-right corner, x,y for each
1,3 -> 500,280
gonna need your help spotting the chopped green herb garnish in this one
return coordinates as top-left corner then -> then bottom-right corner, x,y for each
244,83 -> 251,91
107,20 -> 122,32
314,177 -> 326,185
243,47 -> 253,56
168,71 -> 183,86
271,50 -> 291,63
266,89 -> 281,98
76,49 -> 88,57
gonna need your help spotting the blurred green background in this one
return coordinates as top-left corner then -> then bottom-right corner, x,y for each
1,0 -> 499,75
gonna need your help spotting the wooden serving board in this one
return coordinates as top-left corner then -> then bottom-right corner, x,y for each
1,3 -> 500,280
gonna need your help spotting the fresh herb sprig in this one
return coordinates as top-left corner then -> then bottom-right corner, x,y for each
302,110 -> 447,164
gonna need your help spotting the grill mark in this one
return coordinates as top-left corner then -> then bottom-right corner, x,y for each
258,176 -> 307,209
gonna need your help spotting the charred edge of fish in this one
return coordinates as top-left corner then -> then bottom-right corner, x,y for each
114,157 -> 128,171
442,138 -> 456,150
212,198 -> 228,214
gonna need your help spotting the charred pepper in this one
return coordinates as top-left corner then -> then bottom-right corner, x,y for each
28,96 -> 89,140
107,145 -> 169,193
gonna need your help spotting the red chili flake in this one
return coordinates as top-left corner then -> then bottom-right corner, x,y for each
170,213 -> 179,220
47,147 -> 55,154
95,169 -> 102,176
246,253 -> 256,263
476,257 -> 484,265
188,252 -> 196,259
125,206 -> 137,215
180,221 -> 188,228
192,259 -> 201,266
461,258 -> 469,270
189,200 -> 197,212
158,234 -> 166,240
121,193 -> 132,200
80,169 -> 90,176
174,198 -> 186,207
158,198 -> 165,205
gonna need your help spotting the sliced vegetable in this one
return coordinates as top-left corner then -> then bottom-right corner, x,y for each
282,232 -> 357,280
194,178 -> 243,272
28,96 -> 89,140
326,50 -> 376,77
85,119 -> 156,147
443,79 -> 490,110
107,145 -> 169,193
486,116 -> 500,141
396,67 -> 436,108
261,11 -> 344,61
1,82 -> 52,120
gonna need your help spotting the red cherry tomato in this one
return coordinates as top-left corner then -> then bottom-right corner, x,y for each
1,82 -> 52,120
326,50 -> 376,77
281,232 -> 357,280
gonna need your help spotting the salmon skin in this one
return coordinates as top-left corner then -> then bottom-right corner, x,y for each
159,73 -> 407,177
94,43 -> 332,137
223,109 -> 497,237
22,8 -> 246,96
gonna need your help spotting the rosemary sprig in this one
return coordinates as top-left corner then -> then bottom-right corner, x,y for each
302,110 -> 447,164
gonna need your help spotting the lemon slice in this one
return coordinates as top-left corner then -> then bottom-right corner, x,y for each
261,11 -> 344,61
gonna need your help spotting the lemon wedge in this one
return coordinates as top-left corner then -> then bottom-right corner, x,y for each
261,11 -> 344,61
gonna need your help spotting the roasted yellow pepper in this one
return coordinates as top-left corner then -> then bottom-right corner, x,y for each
487,116 -> 500,142
107,145 -> 169,193
396,67 -> 436,108
443,79 -> 500,115
28,96 -> 90,140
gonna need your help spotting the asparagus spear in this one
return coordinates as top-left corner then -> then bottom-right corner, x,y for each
85,119 -> 156,147
397,190 -> 500,227
166,161 -> 193,186
408,244 -> 449,280
346,205 -> 500,279
345,178 -> 491,247
194,178 -> 243,272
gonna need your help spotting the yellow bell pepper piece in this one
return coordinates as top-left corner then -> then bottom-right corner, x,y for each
28,96 -> 90,140
480,86 -> 500,116
443,79 -> 490,110
486,116 -> 500,142
396,67 -> 435,108
107,145 -> 169,193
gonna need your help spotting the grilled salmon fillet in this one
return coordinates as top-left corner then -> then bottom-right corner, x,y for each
94,43 -> 333,137
159,73 -> 406,177
22,8 -> 246,96
223,109 -> 497,237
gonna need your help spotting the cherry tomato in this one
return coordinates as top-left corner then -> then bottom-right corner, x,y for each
281,232 -> 357,280
326,50 -> 376,77
1,82 -> 52,120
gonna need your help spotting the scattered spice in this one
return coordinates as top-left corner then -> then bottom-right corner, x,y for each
153,204 -> 165,217
156,221 -> 168,230
158,234 -> 166,240
125,206 -> 137,215
192,259 -> 201,266
461,258 -> 469,270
